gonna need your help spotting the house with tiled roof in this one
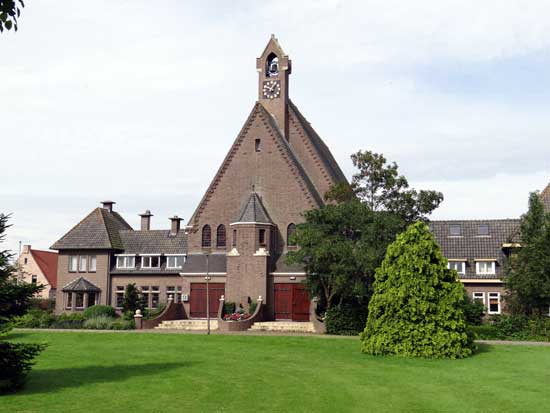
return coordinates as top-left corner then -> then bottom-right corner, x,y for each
17,245 -> 58,299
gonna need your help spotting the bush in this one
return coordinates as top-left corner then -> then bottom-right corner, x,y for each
83,305 -> 116,319
83,315 -> 115,330
0,342 -> 46,393
462,294 -> 485,326
325,303 -> 368,336
51,313 -> 85,329
248,301 -> 258,315
15,309 -> 56,329
29,298 -> 55,311
481,315 -> 550,341
224,301 -> 236,316
110,319 -> 135,330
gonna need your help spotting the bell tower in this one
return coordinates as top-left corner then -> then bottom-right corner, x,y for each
256,34 -> 292,139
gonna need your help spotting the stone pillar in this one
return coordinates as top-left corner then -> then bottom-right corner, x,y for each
134,309 -> 143,329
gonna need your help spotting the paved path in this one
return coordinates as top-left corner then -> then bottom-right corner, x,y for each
12,329 -> 550,345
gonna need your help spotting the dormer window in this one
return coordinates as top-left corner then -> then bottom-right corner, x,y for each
478,224 -> 489,236
449,224 -> 462,236
448,260 -> 466,275
166,255 -> 185,269
116,255 -> 135,269
141,255 -> 160,269
476,260 -> 496,275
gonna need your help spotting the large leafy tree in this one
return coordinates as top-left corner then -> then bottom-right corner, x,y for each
0,0 -> 24,32
506,192 -> 550,316
287,200 -> 403,309
0,213 -> 45,392
361,222 -> 474,359
349,150 -> 443,223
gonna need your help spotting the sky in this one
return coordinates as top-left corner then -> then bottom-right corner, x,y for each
1,0 -> 550,255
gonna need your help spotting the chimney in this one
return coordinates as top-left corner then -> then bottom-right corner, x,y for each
101,200 -> 115,212
23,245 -> 31,254
169,216 -> 183,236
139,210 -> 153,231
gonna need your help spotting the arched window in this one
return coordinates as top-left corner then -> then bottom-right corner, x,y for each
216,224 -> 226,248
287,223 -> 296,247
266,53 -> 279,77
201,225 -> 211,248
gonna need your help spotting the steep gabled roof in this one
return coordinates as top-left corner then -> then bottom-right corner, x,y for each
62,277 -> 101,292
235,192 -> 273,224
30,249 -> 58,288
51,208 -> 133,250
288,100 -> 348,185
188,102 -> 323,225
540,183 -> 550,212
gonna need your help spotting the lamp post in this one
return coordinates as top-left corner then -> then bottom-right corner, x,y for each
205,252 -> 211,335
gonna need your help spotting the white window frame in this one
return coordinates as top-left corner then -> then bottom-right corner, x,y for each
472,292 -> 485,305
79,255 -> 87,272
69,256 -> 78,272
89,255 -> 97,272
487,292 -> 501,315
448,261 -> 466,275
116,255 -> 136,269
141,255 -> 161,269
476,261 -> 496,275
166,255 -> 185,269
115,286 -> 125,309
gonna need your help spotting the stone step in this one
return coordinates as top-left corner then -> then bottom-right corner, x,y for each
155,319 -> 218,330
249,321 -> 315,333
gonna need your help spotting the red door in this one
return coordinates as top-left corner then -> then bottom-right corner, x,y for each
190,283 -> 225,318
274,283 -> 310,321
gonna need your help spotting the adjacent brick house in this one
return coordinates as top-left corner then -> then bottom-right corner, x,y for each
17,245 -> 58,299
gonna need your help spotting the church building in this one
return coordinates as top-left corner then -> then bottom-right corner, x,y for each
51,36 -> 347,320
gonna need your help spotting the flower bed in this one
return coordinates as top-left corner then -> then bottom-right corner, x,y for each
223,312 -> 251,322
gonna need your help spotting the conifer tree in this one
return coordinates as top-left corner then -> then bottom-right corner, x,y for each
361,222 -> 474,358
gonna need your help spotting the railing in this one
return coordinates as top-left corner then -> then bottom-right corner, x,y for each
217,295 -> 264,332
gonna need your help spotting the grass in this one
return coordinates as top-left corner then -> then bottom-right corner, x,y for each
1,331 -> 550,412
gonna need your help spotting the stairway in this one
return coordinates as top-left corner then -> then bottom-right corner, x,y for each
155,319 -> 218,331
248,321 -> 316,333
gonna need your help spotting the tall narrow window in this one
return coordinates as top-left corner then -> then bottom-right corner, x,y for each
79,256 -> 87,272
488,292 -> 501,314
141,286 -> 150,309
217,224 -> 227,247
66,292 -> 73,309
202,225 -> 212,248
232,229 -> 237,248
115,286 -> 124,308
89,255 -> 97,272
287,223 -> 297,247
255,138 -> 261,152
259,229 -> 266,247
69,256 -> 78,272
31,275 -> 37,284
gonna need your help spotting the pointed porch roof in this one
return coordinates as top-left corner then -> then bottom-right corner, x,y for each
234,192 -> 273,224
62,277 -> 101,292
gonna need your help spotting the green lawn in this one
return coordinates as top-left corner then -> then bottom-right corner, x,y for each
1,331 -> 550,412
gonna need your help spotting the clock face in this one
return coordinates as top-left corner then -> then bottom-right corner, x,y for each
262,80 -> 281,100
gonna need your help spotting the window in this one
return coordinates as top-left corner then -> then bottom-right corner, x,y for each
116,255 -> 135,269
488,292 -> 501,314
167,255 -> 185,269
232,229 -> 237,248
166,286 -> 176,302
287,223 -> 296,247
448,261 -> 466,275
24,257 -> 28,264
202,225 -> 212,248
449,224 -> 462,236
255,138 -> 261,152
476,261 -> 496,275
478,224 -> 489,236
88,292 -> 97,307
69,256 -> 78,272
115,286 -> 125,308
151,286 -> 160,308
259,229 -> 266,247
75,292 -> 84,309
89,255 -> 97,272
217,225 -> 227,247
141,255 -> 160,269
31,275 -> 37,284
66,292 -> 73,309
141,286 -> 150,308
472,292 -> 485,305
79,256 -> 87,272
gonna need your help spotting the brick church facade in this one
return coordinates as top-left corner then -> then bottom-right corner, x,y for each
51,36 -> 347,320
50,36 -> 550,321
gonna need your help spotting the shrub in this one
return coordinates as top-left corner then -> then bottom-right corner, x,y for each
15,309 -> 56,328
0,342 -> 46,393
325,303 -> 368,336
462,293 -> 485,326
361,222 -> 475,358
224,301 -> 236,316
248,301 -> 258,315
83,305 -> 116,319
29,298 -> 55,311
482,315 -> 550,341
51,313 -> 85,329
110,319 -> 135,330
83,315 -> 115,330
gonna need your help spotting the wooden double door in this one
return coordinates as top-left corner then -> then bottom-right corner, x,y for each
189,283 -> 225,318
274,283 -> 310,321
